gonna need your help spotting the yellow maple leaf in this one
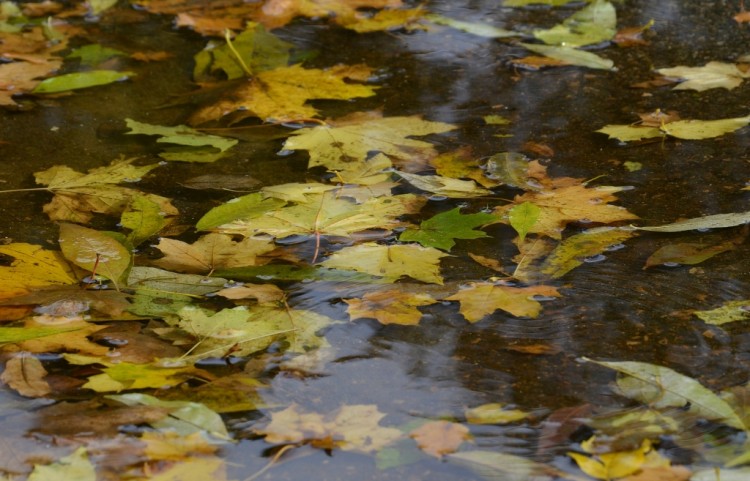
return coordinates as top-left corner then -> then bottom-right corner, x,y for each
321,243 -> 447,284
494,161 -> 638,239
257,0 -> 403,29
569,438 -> 652,480
142,431 -> 218,461
0,243 -> 77,299
340,7 -> 426,33
445,282 -> 561,322
345,289 -> 436,325
189,64 -> 378,125
16,320 -> 109,357
152,233 -> 276,274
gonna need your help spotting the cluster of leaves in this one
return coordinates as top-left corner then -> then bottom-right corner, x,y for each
1,0 -> 750,480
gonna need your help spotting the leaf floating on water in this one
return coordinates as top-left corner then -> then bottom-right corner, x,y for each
465,403 -> 531,424
196,193 -> 286,231
124,118 -> 238,159
152,233 -> 276,274
425,13 -> 517,38
583,358 -> 748,430
691,468 -> 750,481
539,227 -> 636,279
410,420 -> 471,458
27,447 -> 96,481
598,115 -> 750,142
596,124 -> 664,142
67,44 -> 126,67
533,0 -> 617,48
32,70 -> 135,93
396,171 -> 493,198
568,437 -> 650,480
431,148 -> 501,189
448,450 -> 558,481
58,223 -> 131,286
693,300 -> 750,326
321,243 -> 447,284
1,354 -> 50,398
519,43 -> 615,70
0,326 -> 81,345
643,239 -> 740,269
121,193 -> 172,246
445,282 -> 561,322
0,243 -> 78,299
657,61 -> 750,91
509,201 -> 541,242
341,7 -> 426,33
636,211 -> 750,232
399,207 -> 495,251
345,289 -> 436,325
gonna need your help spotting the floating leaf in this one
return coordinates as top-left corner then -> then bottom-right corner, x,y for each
32,70 -> 135,93
152,234 -> 275,274
1,354 -> 50,398
282,113 -> 456,171
255,0 -> 403,29
145,456 -> 228,481
644,239 -> 739,269
0,243 -> 77,299
595,124 -> 663,142
58,223 -> 131,286
81,361 -> 208,392
568,438 -> 650,480
509,201 -> 541,242
520,43 -> 614,70
637,211 -> 750,232
125,118 -> 238,160
540,227 -> 636,278
445,282 -> 561,322
584,358 -> 747,430
425,13 -> 517,38
257,403 -> 402,453
534,0 -> 617,47
448,450 -> 558,481
27,447 -> 95,481
121,193 -> 171,246
599,115 -> 750,142
691,468 -> 750,481
321,243 -> 447,284
127,266 -> 227,296
657,62 -> 750,91
345,290 -> 436,325
399,207 -> 495,251
483,152 -> 531,188
0,326 -> 80,345
465,403 -> 531,424
430,148 -> 500,189
693,300 -> 750,326
410,421 -> 470,458
67,44 -> 126,67
341,7 -> 426,33
396,171 -> 492,198
196,193 -> 285,231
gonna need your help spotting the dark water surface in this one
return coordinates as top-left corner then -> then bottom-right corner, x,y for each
2,0 -> 750,480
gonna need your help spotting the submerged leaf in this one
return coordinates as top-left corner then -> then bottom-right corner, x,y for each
568,438 -> 650,480
396,171 -> 492,198
27,447 -> 95,481
644,239 -> 739,269
125,118 -> 238,154
584,358 -> 747,430
540,227 -> 636,278
448,450 -> 557,481
399,207 -> 495,251
32,70 -> 135,93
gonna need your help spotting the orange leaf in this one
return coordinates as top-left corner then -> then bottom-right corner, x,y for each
410,420 -> 471,458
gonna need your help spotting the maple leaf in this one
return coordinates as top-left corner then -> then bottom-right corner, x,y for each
399,207 -> 495,251
81,361 -> 209,392
257,403 -> 402,453
339,7 -> 426,33
657,62 -> 750,91
256,0 -> 403,29
597,114 -> 750,142
445,282 -> 561,322
321,242 -> 447,284
34,157 -> 176,223
0,243 -> 77,299
493,161 -> 637,239
282,112 -> 457,171
213,191 -> 424,239
430,147 -> 501,189
17,320 -> 110,356
532,0 -> 617,48
396,171 -> 492,198
27,447 -> 95,481
345,289 -> 436,325
152,233 -> 276,274
189,64 -> 378,125
410,420 -> 471,458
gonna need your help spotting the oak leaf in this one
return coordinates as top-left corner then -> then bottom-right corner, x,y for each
321,243 -> 447,284
410,420 -> 471,458
445,282 -> 561,322
282,112 -> 457,171
345,290 -> 436,325
189,64 -> 378,125
257,403 -> 402,453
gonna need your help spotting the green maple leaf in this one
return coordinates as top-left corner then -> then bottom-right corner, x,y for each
399,207 -> 495,251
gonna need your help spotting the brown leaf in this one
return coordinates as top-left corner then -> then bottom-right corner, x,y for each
735,10 -> 750,23
88,323 -> 184,363
644,239 -> 740,269
214,284 -> 286,304
130,51 -> 172,62
638,110 -> 681,127
36,400 -> 171,436
256,0 -> 403,29
510,56 -> 568,70
613,26 -> 650,46
1,353 -> 50,397
152,233 -> 276,274
537,404 -> 593,455
445,282 -> 561,322
0,285 -> 132,318
410,420 -> 471,458
17,320 -> 110,356
345,289 -> 436,325
622,466 -> 691,481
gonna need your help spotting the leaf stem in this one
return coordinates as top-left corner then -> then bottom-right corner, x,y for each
0,187 -> 51,194
224,29 -> 253,78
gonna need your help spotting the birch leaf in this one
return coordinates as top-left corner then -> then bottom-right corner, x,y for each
584,358 -> 747,430
445,282 -> 561,322
321,243 -> 447,284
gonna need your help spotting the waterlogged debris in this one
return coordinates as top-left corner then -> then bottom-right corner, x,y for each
583,358 -> 748,430
509,201 -> 541,242
27,447 -> 95,481
637,211 -> 750,233
568,437 -> 651,480
519,43 -> 615,70
399,207 -> 495,251
539,227 -> 636,278
345,290 -> 436,325
32,70 -> 135,93
643,238 -> 741,269
445,282 -> 561,322
410,421 -> 470,458
693,300 -> 750,326
425,13 -> 517,38
464,403 -> 531,424
598,115 -> 750,141
656,62 -> 750,91
448,450 -> 558,481
533,0 -> 617,48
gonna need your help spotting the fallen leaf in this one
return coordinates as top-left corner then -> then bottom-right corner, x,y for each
483,152 -> 532,188
598,115 -> 750,142
256,0 -> 403,29
693,300 -> 750,326
539,227 -> 636,278
58,223 -> 131,286
32,70 -> 135,93
0,243 -> 78,299
17,320 -> 109,356
623,465 -> 691,481
1,353 -> 50,397
35,399 -> 171,436
282,112 -> 456,171
644,238 -> 740,269
656,62 -> 750,91
257,403 -> 402,453
396,171 -> 492,198
519,43 -> 614,70
126,266 -> 227,296
189,64 -> 378,125
735,10 -> 750,23
430,148 -> 501,189
141,431 -> 218,461
82,361 -> 209,393
125,118 -> 238,163
509,201 -> 541,242
410,420 -> 471,458
196,192 -> 286,231
533,0 -> 617,47
345,289 -> 436,325
121,193 -> 172,246
399,207 -> 495,251
214,284 -> 285,303
155,373 -> 266,413
153,233 -> 276,274
613,20 -> 653,46
637,211 -> 750,232
341,7 -> 426,33
504,0 -> 584,6
465,403 -> 531,424
145,456 -> 228,481
448,450 -> 559,481
27,447 -> 95,481
67,44 -> 125,67
569,438 -> 651,480
321,243 -> 447,284
445,282 -> 561,322
426,13 -> 517,38
179,174 -> 261,192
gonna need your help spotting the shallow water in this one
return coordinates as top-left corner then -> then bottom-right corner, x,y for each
2,0 -> 750,479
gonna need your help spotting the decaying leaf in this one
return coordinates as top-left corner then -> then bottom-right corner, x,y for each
345,289 -> 436,325
321,243 -> 447,284
257,403 -> 402,453
519,43 -> 614,70
445,282 -> 561,322
1,353 -> 50,398
282,112 -> 456,171
643,238 -> 740,269
410,420 -> 471,458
